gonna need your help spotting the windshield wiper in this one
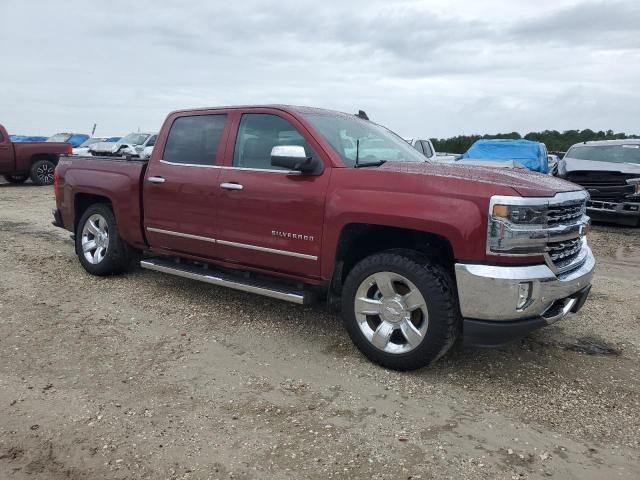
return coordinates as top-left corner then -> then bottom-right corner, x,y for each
354,160 -> 387,168
353,138 -> 386,168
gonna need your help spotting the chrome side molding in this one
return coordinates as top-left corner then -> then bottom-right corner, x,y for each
144,227 -> 318,260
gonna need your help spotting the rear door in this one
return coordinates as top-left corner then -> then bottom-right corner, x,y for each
0,129 -> 15,173
216,110 -> 330,278
143,112 -> 231,259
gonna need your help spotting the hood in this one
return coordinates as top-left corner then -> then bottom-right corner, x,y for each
561,156 -> 640,176
378,162 -> 583,197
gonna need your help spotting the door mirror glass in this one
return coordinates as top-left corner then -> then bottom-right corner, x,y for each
271,145 -> 319,173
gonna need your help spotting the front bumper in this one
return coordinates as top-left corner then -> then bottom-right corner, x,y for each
587,200 -> 640,226
455,246 -> 595,346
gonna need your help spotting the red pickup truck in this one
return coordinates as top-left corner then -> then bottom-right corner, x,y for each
53,105 -> 595,370
0,124 -> 72,185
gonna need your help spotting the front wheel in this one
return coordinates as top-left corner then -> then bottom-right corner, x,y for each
75,204 -> 135,276
30,159 -> 56,185
341,252 -> 459,371
3,174 -> 29,184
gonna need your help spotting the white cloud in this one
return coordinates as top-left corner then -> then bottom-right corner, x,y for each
0,0 -> 638,138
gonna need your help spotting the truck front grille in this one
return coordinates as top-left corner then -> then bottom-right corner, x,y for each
547,201 -> 585,226
546,237 -> 582,267
546,195 -> 588,272
566,171 -> 636,203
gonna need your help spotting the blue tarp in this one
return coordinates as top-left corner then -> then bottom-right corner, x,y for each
460,139 -> 549,173
67,134 -> 90,147
10,135 -> 48,142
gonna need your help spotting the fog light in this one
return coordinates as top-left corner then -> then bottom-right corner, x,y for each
517,282 -> 532,310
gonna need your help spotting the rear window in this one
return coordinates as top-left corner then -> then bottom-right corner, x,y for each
567,144 -> 640,164
163,115 -> 227,166
421,141 -> 434,157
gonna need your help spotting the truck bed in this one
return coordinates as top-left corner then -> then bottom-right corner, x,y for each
55,155 -> 149,248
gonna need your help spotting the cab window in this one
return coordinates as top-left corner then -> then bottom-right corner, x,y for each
233,114 -> 313,170
163,115 -> 226,166
421,141 -> 434,157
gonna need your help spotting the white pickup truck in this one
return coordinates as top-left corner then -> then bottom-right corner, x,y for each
405,138 -> 458,163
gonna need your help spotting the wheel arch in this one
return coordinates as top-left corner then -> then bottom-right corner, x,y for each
30,153 -> 59,166
327,223 -> 456,310
74,193 -> 113,234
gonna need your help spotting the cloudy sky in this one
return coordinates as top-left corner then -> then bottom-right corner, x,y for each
1,0 -> 638,139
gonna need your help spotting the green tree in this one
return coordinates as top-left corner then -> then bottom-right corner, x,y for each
432,129 -> 639,154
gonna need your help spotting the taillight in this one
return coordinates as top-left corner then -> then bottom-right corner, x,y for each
66,143 -> 73,155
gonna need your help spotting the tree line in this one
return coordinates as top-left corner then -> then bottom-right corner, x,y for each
431,129 -> 639,154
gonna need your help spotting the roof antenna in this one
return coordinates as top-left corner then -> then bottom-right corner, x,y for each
355,110 -> 369,120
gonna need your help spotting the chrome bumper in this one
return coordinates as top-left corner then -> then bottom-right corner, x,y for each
455,245 -> 595,323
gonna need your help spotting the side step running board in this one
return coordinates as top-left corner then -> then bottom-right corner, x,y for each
140,258 -> 307,305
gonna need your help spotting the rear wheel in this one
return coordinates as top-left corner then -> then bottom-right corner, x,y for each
342,252 -> 459,370
76,204 -> 134,276
30,159 -> 56,185
3,174 -> 29,184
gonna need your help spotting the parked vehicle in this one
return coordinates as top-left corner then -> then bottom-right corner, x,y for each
548,154 -> 561,175
10,135 -> 48,142
72,137 -> 119,156
89,132 -> 157,158
457,159 -> 528,169
0,124 -> 71,185
53,105 -> 594,370
459,139 -> 550,173
557,140 -> 640,226
405,138 -> 458,163
47,133 -> 89,148
141,145 -> 154,159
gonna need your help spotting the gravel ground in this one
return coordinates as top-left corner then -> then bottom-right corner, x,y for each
0,180 -> 639,480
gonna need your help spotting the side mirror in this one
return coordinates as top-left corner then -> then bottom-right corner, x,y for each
270,145 -> 320,174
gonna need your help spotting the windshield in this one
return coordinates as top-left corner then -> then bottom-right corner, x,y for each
47,133 -> 71,143
119,133 -> 150,145
567,144 -> 640,164
302,113 -> 426,166
78,137 -> 106,148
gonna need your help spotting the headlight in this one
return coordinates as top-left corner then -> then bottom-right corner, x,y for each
491,204 -> 547,225
627,178 -> 640,195
487,197 -> 549,256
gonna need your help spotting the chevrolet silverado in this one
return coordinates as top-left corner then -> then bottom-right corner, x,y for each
1,124 -> 72,185
53,105 -> 595,370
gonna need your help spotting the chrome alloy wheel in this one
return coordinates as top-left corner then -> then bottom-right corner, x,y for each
36,162 -> 55,184
354,272 -> 429,354
81,214 -> 109,264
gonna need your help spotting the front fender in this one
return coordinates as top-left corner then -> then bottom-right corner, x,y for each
321,188 -> 487,279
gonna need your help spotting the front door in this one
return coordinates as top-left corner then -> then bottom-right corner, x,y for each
216,112 -> 330,278
0,130 -> 15,173
143,112 -> 230,259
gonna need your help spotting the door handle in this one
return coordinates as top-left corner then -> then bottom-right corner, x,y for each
220,182 -> 243,190
148,176 -> 166,184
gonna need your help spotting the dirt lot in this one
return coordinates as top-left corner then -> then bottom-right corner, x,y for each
0,180 -> 639,480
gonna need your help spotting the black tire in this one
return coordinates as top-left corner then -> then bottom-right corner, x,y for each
29,158 -> 56,185
75,204 -> 135,276
3,174 -> 29,184
341,252 -> 459,371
